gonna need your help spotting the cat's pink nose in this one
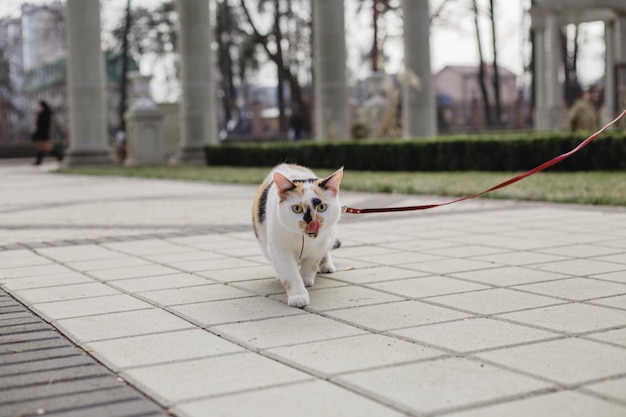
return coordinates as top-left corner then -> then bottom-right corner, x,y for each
306,219 -> 320,236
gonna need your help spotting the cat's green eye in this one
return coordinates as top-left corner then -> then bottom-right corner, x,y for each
291,205 -> 304,214
316,203 -> 328,212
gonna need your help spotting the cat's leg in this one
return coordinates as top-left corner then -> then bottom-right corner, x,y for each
300,257 -> 319,287
318,251 -> 336,274
271,250 -> 309,308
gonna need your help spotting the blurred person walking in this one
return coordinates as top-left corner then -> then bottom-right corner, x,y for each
31,100 -> 63,165
564,85 -> 601,133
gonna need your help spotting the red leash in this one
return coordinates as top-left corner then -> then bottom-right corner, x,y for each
343,109 -> 626,215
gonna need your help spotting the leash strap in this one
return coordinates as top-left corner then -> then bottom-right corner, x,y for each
343,109 -> 626,215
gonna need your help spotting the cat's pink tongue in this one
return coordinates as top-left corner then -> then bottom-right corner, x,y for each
306,219 -> 320,236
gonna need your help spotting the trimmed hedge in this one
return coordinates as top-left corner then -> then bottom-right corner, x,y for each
205,132 -> 626,172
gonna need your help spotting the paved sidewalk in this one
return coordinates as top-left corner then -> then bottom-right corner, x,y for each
1,160 -> 626,417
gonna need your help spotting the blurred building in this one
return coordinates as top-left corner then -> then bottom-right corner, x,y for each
0,1 -> 65,143
434,64 -> 528,131
0,2 -> 138,144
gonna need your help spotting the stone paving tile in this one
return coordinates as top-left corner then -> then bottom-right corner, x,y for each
476,338 -> 626,386
537,244 -> 625,258
450,266 -> 570,287
107,273 -> 211,293
390,317 -> 558,353
0,263 -> 72,279
211,314 -> 366,350
426,288 -> 563,315
497,303 -> 626,334
589,294 -> 626,310
65,256 -> 153,272
472,250 -> 568,266
102,239 -> 193,256
175,379 -> 406,417
582,377 -> 626,404
446,391 -> 626,417
85,329 -> 244,371
137,284 -> 254,307
290,285 -> 404,311
422,244 -> 511,258
401,258 -> 500,275
86,264 -> 183,281
514,277 -> 626,301
592,270 -> 626,284
121,352 -> 313,406
171,296 -> 304,326
325,265 -> 424,284
0,249 -> 53,269
35,244 -> 125,262
30,293 -> 153,320
336,357 -> 551,415
366,275 -> 490,299
585,328 -> 626,348
595,253 -> 626,265
532,259 -> 625,276
9,282 -> 120,304
265,334 -> 444,376
0,271 -> 93,291
231,276 -> 345,297
356,251 -> 445,266
54,308 -> 196,343
195,264 -> 276,282
325,300 -> 470,332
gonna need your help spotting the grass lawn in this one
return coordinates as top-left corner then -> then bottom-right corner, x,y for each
55,166 -> 626,207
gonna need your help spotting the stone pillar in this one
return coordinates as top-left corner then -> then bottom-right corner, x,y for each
313,0 -> 350,140
601,20 -> 616,125
63,0 -> 112,166
124,73 -> 165,166
402,0 -> 436,138
543,11 -> 565,130
170,0 -> 216,165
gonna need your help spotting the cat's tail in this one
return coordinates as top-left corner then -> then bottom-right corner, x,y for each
332,239 -> 341,250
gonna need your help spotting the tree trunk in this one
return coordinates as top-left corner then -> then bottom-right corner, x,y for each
274,0 -> 287,134
118,0 -> 132,132
489,0 -> 501,125
372,0 -> 380,72
472,0 -> 491,126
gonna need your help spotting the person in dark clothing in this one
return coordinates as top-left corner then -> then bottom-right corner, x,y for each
31,100 -> 62,165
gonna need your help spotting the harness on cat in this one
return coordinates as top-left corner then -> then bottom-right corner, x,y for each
342,109 -> 626,215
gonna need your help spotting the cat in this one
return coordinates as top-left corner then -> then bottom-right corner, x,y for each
253,163 -> 344,308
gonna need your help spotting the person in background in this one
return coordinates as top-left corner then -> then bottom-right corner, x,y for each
31,100 -> 62,165
564,85 -> 602,133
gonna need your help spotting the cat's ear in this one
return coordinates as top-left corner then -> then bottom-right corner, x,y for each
320,167 -> 343,197
274,172 -> 296,200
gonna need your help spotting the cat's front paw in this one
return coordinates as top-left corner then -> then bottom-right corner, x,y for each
318,262 -> 336,274
288,292 -> 310,308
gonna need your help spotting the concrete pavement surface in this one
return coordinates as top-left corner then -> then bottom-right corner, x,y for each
1,159 -> 626,417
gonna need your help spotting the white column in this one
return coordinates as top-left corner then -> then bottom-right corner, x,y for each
401,0 -> 436,138
312,0 -> 350,140
543,11 -> 565,130
63,0 -> 111,166
170,0 -> 216,165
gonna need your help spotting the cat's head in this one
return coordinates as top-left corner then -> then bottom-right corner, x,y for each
273,167 -> 343,238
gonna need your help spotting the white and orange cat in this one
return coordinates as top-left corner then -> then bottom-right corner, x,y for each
253,163 -> 344,308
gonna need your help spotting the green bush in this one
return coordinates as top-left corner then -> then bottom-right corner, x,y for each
204,131 -> 626,172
